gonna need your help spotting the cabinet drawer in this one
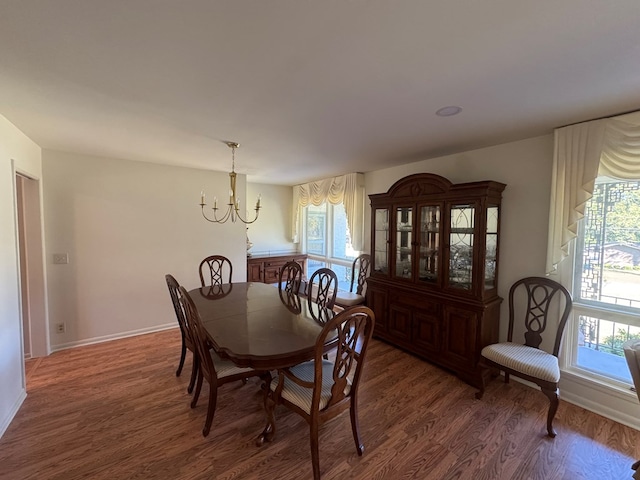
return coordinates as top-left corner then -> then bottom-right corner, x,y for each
264,260 -> 286,268
263,265 -> 283,283
396,293 -> 438,313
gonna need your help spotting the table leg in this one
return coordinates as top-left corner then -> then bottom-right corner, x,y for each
256,375 -> 276,446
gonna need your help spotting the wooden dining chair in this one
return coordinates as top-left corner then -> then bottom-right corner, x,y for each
475,276 -> 573,437
623,339 -> 640,478
278,261 -> 303,296
307,268 -> 338,311
264,306 -> 375,480
335,254 -> 371,309
165,274 -> 198,394
178,286 -> 270,437
199,255 -> 233,287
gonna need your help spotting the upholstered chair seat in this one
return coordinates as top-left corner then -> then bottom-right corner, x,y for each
480,342 -> 560,383
333,292 -> 365,308
270,360 -> 352,413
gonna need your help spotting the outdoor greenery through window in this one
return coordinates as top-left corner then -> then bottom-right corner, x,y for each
573,178 -> 640,383
304,202 -> 356,291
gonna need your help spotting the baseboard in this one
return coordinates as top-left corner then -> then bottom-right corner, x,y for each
0,388 -> 26,439
507,371 -> 640,431
50,323 -> 178,352
560,371 -> 640,431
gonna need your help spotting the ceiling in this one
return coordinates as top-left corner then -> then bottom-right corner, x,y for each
1,1 -> 640,185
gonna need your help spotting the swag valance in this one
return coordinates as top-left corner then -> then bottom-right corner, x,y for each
547,111 -> 640,273
292,173 -> 365,251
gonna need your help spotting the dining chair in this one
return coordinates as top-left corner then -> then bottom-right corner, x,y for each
177,285 -> 270,437
475,276 -> 573,437
264,305 -> 375,480
278,261 -> 303,296
335,254 -> 371,309
165,274 -> 198,394
623,339 -> 640,478
307,268 -> 338,312
199,255 -> 233,287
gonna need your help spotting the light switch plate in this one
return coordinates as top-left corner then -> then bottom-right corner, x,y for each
53,253 -> 69,264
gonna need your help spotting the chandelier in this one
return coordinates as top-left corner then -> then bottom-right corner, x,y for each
199,141 -> 261,224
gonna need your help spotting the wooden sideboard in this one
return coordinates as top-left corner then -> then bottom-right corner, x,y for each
246,253 -> 308,284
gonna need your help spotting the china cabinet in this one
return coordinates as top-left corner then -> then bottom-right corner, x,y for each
367,173 -> 506,387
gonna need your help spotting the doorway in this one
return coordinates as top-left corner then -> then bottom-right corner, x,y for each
15,173 -> 48,359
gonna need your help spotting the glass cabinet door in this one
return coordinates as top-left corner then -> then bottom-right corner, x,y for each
419,205 -> 440,284
395,206 -> 413,279
373,208 -> 389,275
449,204 -> 475,290
485,205 -> 499,289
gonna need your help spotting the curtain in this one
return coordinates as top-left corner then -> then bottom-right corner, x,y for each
292,172 -> 365,251
546,112 -> 640,274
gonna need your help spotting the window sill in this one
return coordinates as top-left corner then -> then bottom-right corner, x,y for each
562,366 -> 634,399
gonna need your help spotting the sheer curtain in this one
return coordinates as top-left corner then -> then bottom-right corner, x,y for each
292,173 -> 365,251
546,111 -> 640,274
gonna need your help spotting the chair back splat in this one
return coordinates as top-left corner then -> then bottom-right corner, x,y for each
199,255 -> 233,287
279,261 -> 303,296
476,276 -> 572,438
264,306 -> 375,480
307,268 -> 338,311
350,254 -> 371,296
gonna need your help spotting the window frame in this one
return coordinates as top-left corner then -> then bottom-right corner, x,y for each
301,202 -> 359,292
562,177 -> 640,389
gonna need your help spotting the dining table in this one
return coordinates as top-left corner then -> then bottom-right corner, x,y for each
187,281 -> 337,444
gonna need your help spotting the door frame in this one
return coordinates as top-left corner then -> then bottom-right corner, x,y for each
14,169 -> 49,359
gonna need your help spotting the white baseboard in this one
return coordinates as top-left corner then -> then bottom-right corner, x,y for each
560,371 -> 640,431
50,323 -> 178,352
0,388 -> 26,439
505,371 -> 640,431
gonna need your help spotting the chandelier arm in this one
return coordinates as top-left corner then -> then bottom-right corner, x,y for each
232,206 -> 261,225
201,205 -> 234,224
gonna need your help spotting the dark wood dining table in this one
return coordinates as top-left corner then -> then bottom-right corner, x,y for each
187,281 -> 336,444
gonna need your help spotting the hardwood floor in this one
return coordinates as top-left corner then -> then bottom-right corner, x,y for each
1,329 -> 639,479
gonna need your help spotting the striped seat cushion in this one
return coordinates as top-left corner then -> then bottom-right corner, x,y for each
211,351 -> 257,378
271,360 -> 351,413
481,342 -> 560,383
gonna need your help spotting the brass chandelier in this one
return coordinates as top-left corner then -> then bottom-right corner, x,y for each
200,141 -> 261,224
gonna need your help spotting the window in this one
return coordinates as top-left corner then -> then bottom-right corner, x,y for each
303,202 -> 357,291
571,178 -> 640,384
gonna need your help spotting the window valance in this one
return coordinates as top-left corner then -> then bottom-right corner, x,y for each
546,111 -> 640,274
292,173 -> 365,251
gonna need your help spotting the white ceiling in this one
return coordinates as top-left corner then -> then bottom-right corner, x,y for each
1,1 -> 640,185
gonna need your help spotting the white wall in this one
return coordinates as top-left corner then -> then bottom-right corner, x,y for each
246,182 -> 297,255
42,150 -> 248,349
0,114 -> 42,438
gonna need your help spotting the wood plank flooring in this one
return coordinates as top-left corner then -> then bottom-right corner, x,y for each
1,328 -> 639,479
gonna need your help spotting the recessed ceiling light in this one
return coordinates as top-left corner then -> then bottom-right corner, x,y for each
436,106 -> 462,117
